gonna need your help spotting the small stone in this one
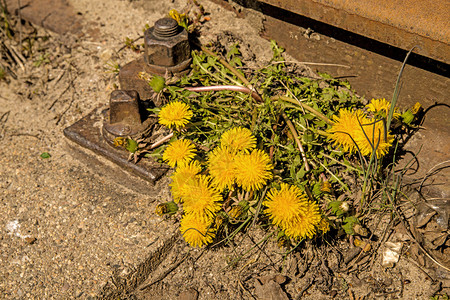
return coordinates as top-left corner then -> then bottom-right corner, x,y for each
25,237 -> 37,245
178,288 -> 199,300
274,275 -> 286,284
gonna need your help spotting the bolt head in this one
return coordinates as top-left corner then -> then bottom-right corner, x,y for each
144,18 -> 190,67
109,90 -> 142,126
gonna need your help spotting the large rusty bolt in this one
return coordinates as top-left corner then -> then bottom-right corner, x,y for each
119,18 -> 192,101
144,18 -> 191,69
102,90 -> 156,144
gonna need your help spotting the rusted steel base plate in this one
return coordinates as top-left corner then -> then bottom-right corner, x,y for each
63,106 -> 169,185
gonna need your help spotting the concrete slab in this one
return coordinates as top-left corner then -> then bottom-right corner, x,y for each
259,0 -> 450,63
5,0 -> 83,35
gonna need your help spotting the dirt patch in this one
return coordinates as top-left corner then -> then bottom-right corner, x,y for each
0,0 -> 449,299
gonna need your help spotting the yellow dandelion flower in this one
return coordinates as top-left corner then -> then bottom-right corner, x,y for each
158,101 -> 193,130
163,139 -> 196,168
366,98 -> 400,119
233,149 -> 273,191
264,183 -> 321,240
208,146 -> 237,191
221,127 -> 256,153
169,160 -> 202,202
182,175 -> 222,219
284,201 -> 321,239
327,109 -> 368,153
264,183 -> 308,228
366,98 -> 391,114
354,118 -> 394,158
411,102 -> 422,114
180,213 -> 216,247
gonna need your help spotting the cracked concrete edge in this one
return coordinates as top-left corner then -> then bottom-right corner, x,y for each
97,232 -> 181,299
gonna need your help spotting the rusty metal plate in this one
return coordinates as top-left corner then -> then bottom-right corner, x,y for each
63,106 -> 169,184
259,0 -> 450,64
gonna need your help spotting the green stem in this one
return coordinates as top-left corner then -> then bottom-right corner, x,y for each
272,95 -> 333,125
319,152 -> 362,173
192,52 -> 228,85
201,46 -> 251,87
211,63 -> 242,86
316,159 -> 350,192
387,47 -> 415,130
212,216 -> 252,248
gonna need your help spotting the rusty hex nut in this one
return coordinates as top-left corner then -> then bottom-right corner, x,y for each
144,18 -> 190,68
102,90 -> 156,144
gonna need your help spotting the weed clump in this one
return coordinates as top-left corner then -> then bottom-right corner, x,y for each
130,41 -> 422,251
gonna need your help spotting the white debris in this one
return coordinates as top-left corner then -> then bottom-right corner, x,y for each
382,242 -> 403,268
6,220 -> 30,239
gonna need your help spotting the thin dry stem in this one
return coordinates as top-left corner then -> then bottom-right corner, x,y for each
149,132 -> 174,149
282,112 -> 310,172
271,60 -> 351,68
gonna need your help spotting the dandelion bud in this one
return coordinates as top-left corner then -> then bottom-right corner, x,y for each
320,181 -> 332,193
401,110 -> 414,125
214,212 -> 227,229
113,137 -> 127,148
228,200 -> 249,219
277,231 -> 290,248
354,238 -> 371,251
155,201 -> 179,216
411,102 -> 422,115
317,218 -> 330,234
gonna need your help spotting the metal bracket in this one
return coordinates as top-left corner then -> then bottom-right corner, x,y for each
63,106 -> 169,184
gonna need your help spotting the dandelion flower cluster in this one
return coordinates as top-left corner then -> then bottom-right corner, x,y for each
366,98 -> 391,115
327,109 -> 367,154
328,107 -> 394,158
177,175 -> 221,247
158,101 -> 193,130
163,126 -> 273,248
355,119 -> 394,158
264,183 -> 321,239
163,139 -> 196,167
366,98 -> 400,119
207,127 -> 272,192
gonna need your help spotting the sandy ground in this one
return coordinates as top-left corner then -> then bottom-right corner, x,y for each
0,1 -> 273,298
0,0 -> 448,299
